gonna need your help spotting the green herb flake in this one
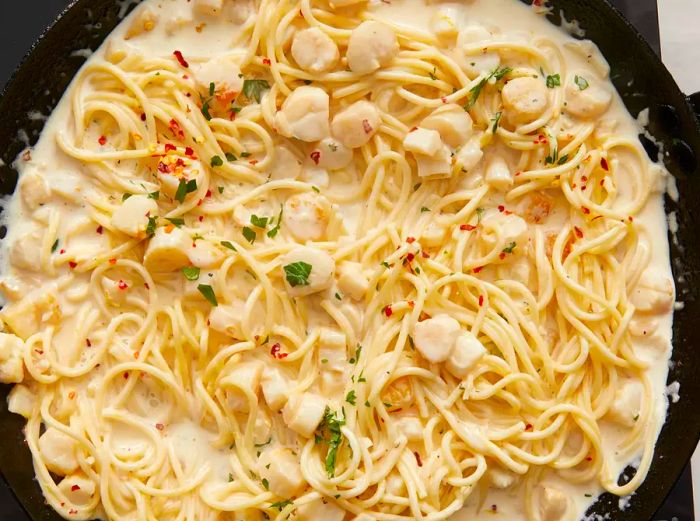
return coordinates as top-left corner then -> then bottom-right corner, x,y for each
574,75 -> 589,91
242,79 -> 271,103
283,261 -> 312,287
476,207 -> 485,222
254,437 -> 273,448
335,292 -> 343,301
465,66 -> 512,110
146,216 -> 157,237
345,390 -> 357,406
413,182 -> 422,191
270,499 -> 293,511
311,185 -> 320,193
250,214 -> 269,228
228,473 -> 234,482
546,74 -> 561,88
218,186 -> 225,194
225,152 -> 237,162
51,239 -> 59,253
315,408 -> 346,478
210,155 -> 224,167
182,266 -> 200,281
261,478 -> 269,490
122,193 -> 133,201
242,226 -> 256,244
209,82 -> 216,96
382,261 -> 390,269
491,111 -> 502,134
166,217 -> 185,227
175,178 -> 197,203
557,154 -> 569,165
197,284 -> 218,306
420,206 -> 431,213
221,241 -> 237,251
267,205 -> 284,238
364,400 -> 370,407
201,99 -> 212,121
502,241 -> 516,254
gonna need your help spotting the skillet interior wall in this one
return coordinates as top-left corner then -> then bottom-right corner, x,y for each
0,0 -> 697,520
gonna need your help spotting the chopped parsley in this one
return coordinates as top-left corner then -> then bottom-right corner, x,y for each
464,66 -> 512,110
218,186 -> 225,194
51,239 -> 59,253
345,390 -> 357,406
225,152 -> 237,162
210,155 -> 224,167
261,478 -> 269,490
349,344 -> 362,364
242,79 -> 271,103
146,216 -> 157,237
316,408 -> 346,478
254,437 -> 273,448
122,193 -> 132,201
283,261 -> 312,287
502,241 -> 516,254
197,284 -> 218,306
420,206 -> 431,213
574,75 -> 589,91
335,292 -> 343,300
270,499 -> 293,511
221,241 -> 237,251
491,111 -> 503,134
182,266 -> 200,281
557,154 -> 569,165
148,191 -> 160,200
266,205 -> 284,238
311,185 -> 320,193
240,151 -> 251,158
546,74 -> 561,88
174,178 -> 197,203
476,207 -> 485,222
165,217 -> 185,227
242,226 -> 256,244
250,214 -> 269,228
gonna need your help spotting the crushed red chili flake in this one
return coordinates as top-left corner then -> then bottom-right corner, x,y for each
525,423 -> 533,431
600,157 -> 609,171
573,226 -> 583,238
175,158 -> 185,168
205,190 -> 212,198
169,119 -> 185,139
478,295 -> 484,307
600,179 -> 605,186
70,484 -> 81,493
262,57 -> 272,65
249,159 -> 258,165
628,216 -> 634,222
270,343 -> 288,359
96,225 -> 103,234
69,509 -> 78,515
498,205 -> 505,212
157,162 -> 171,174
123,372 -> 129,379
173,50 -> 189,68
499,252 -> 506,260
140,113 -> 146,121
185,146 -> 195,157
198,215 -> 204,222
118,280 -> 128,290
362,119 -> 373,134
409,126 -> 418,132
86,338 -> 92,347
491,505 -> 498,513
421,251 -> 430,258
156,423 -> 164,431
144,282 -> 150,290
68,392 -> 76,400
68,261 -> 77,269
383,305 -> 393,317
406,253 -> 415,262
407,300 -> 415,309
460,224 -> 477,231
414,451 -> 423,466
98,135 -> 107,146
310,151 -> 321,165
164,143 -> 176,153
514,171 -> 521,177
109,258 -> 117,265
473,266 -> 484,273
582,206 -> 591,215
441,97 -> 447,104
406,237 -> 416,243
581,176 -> 588,182
60,249 -> 66,254
585,456 -> 593,461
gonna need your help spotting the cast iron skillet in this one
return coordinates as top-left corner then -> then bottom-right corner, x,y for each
0,0 -> 698,520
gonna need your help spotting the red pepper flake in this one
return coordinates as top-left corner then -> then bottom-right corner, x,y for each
409,126 -> 418,132
533,0 -> 543,6
69,509 -> 78,515
70,485 -> 81,494
86,338 -> 92,347
68,261 -> 77,269
175,158 -> 185,168
157,161 -> 171,174
525,423 -> 533,431
600,157 -> 609,171
407,300 -> 415,309
573,226 -> 583,239
164,143 -> 176,153
362,119 -> 373,134
109,258 -> 117,265
98,135 -> 107,146
581,185 -> 587,191
581,176 -> 588,182
123,372 -> 129,379
249,159 -> 258,165
498,205 -> 505,212
383,305 -> 393,317
270,343 -> 288,359
185,146 -> 195,157
421,251 -> 430,259
310,151 -> 321,165
60,249 -> 66,254
499,252 -> 506,260
582,206 -> 591,215
156,423 -> 164,431
491,505 -> 498,513
198,215 -> 204,222
68,392 -> 76,400
173,50 -> 189,68
118,280 -> 128,290
414,451 -> 423,466
628,215 -> 634,223
262,57 -> 272,65
473,266 -> 484,274
600,179 -> 605,187
514,171 -> 521,177
460,224 -> 477,231
441,97 -> 447,104
144,282 -> 150,290
140,113 -> 146,121
169,119 -> 185,139
96,225 -> 103,235
585,456 -> 593,461
406,237 -> 416,243
406,253 -> 415,262
478,295 -> 484,307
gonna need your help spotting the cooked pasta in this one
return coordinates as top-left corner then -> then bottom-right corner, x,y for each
0,0 -> 675,520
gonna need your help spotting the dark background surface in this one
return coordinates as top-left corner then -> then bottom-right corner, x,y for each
0,1 -> 692,520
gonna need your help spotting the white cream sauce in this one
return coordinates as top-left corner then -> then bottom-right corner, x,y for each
0,0 -> 676,520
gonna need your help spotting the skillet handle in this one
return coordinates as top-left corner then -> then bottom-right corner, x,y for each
689,92 -> 700,119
